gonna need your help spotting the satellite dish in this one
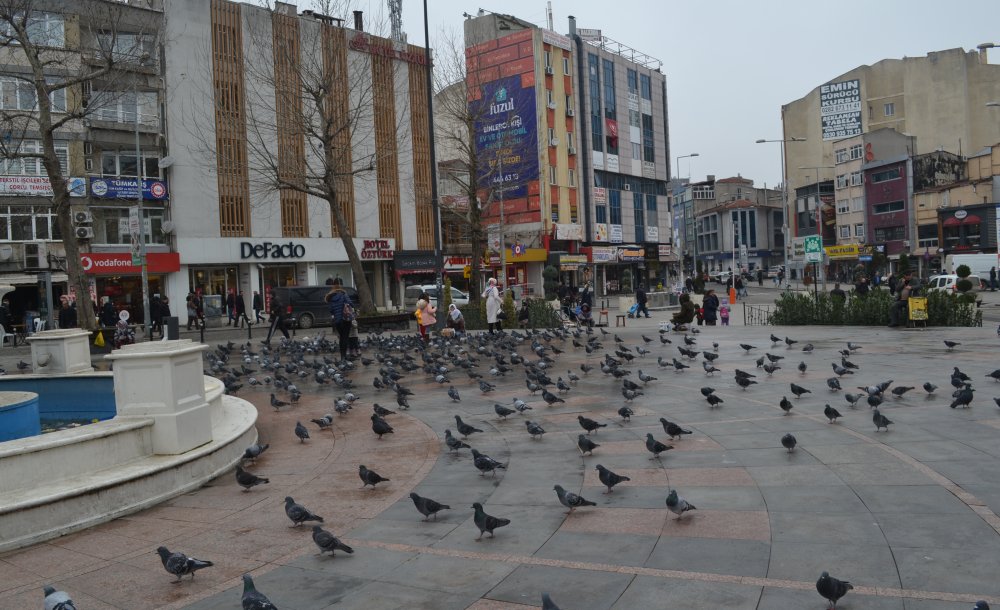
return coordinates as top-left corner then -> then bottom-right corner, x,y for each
158,156 -> 176,169
161,221 -> 176,235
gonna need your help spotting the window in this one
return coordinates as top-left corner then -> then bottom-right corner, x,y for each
546,89 -> 554,105
568,169 -> 576,187
609,189 -> 621,225
548,165 -> 556,184
631,142 -> 641,160
835,148 -> 848,164
871,168 -> 900,183
850,171 -> 862,186
692,185 -> 715,199
548,127 -> 555,143
0,76 -> 66,112
639,74 -> 651,100
836,174 -> 848,189
1,12 -> 65,47
873,200 -> 904,214
602,59 -> 616,118
627,69 -> 637,93
646,194 -> 657,233
97,32 -> 155,62
101,151 -> 160,178
839,224 -> 850,238
849,144 -> 863,160
567,131 -> 574,148
0,140 -> 68,176
91,206 -> 167,245
634,192 -> 644,242
851,197 -> 864,211
628,108 -> 640,128
588,55 -> 602,152
874,226 -> 905,242
595,205 -> 607,224
590,114 -> 602,152
93,90 -> 159,127
884,102 -> 895,117
855,223 -> 865,237
565,94 -> 572,109
836,200 -> 849,214
641,114 -> 654,162
562,57 -> 570,75
917,224 -> 937,248
0,205 -> 61,241
730,209 -> 757,249
544,51 -> 551,68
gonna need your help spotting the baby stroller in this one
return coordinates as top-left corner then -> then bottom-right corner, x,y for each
576,303 -> 593,327
626,302 -> 640,319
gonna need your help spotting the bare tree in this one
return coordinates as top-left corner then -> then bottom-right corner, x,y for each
0,0 -> 158,330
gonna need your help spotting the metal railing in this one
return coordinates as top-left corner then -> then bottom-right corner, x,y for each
743,303 -> 773,326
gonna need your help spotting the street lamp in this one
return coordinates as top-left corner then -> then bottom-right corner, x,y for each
798,165 -> 835,290
675,153 -> 699,180
755,137 -> 804,281
132,53 -> 153,339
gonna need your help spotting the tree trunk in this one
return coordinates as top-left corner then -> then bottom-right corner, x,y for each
326,191 -> 377,314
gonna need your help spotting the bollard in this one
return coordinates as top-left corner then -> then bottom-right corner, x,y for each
164,316 -> 180,340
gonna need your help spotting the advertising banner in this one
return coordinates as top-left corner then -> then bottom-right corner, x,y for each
554,223 -> 583,240
90,177 -> 169,201
0,176 -> 85,197
820,79 -> 862,141
610,224 -> 623,244
594,223 -> 608,242
591,246 -> 616,263
617,247 -> 645,262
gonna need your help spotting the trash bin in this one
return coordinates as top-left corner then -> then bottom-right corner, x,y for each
164,316 -> 180,340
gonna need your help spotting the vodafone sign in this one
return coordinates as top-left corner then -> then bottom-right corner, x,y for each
81,252 -> 181,275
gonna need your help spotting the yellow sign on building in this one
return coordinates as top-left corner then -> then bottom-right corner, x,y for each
824,244 -> 859,259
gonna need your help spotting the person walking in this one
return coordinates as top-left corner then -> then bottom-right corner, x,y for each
325,279 -> 352,360
757,268 -> 764,287
635,284 -> 650,318
150,295 -> 164,338
990,266 -> 997,292
225,290 -> 236,326
58,298 -> 77,329
234,291 -> 250,328
264,289 -> 290,344
252,290 -> 264,323
702,289 -> 720,326
735,275 -> 748,298
101,298 -> 118,329
483,277 -> 503,334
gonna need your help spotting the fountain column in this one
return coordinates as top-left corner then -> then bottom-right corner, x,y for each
27,329 -> 94,374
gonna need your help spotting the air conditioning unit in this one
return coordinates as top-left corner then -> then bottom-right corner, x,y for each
623,183 -> 632,191
83,142 -> 93,155
568,146 -> 577,155
76,226 -> 95,240
74,210 -> 93,224
566,108 -> 575,117
544,65 -> 554,75
547,101 -> 557,110
84,158 -> 94,172
549,137 -> 559,147
24,242 -> 48,269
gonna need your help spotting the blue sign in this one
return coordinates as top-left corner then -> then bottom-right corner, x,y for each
472,76 -> 539,199
89,177 -> 168,201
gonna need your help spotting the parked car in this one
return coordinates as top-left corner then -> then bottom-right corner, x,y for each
766,266 -> 785,279
271,285 -> 360,329
403,284 -> 470,309
712,271 -> 733,284
926,274 -> 984,293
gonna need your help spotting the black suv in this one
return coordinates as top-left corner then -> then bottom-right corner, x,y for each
271,285 -> 360,329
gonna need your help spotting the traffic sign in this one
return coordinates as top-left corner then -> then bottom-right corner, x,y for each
803,235 -> 823,263
463,265 -> 471,279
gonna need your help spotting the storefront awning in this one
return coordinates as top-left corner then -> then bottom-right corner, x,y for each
0,273 -> 69,285
943,214 -> 981,226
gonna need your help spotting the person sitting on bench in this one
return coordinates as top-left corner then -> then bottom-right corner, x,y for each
671,293 -> 696,330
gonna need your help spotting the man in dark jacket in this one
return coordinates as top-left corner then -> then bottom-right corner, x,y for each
58,299 -> 77,329
252,291 -> 264,322
264,290 -> 290,343
635,285 -> 650,318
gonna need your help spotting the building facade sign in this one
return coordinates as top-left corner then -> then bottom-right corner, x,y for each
645,226 -> 659,242
593,223 -> 608,242
559,254 -> 588,271
393,250 -> 437,272
81,252 -> 180,274
610,224 -> 623,243
0,176 -> 86,197
554,223 -> 583,240
349,33 -> 427,65
541,29 -> 572,51
658,245 -> 673,260
593,187 -> 606,204
89,177 -> 169,201
824,244 -> 859,259
820,79 -> 862,141
577,28 -> 602,42
591,246 -> 616,263
360,239 -> 393,260
239,241 -> 306,259
617,246 -> 645,262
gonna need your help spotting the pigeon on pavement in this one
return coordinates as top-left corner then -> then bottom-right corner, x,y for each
578,415 -> 607,434
827,377 -> 842,391
816,571 -> 853,609
312,526 -> 354,556
844,392 -> 862,408
891,386 -> 914,398
660,418 -> 692,439
645,433 -> 673,459
525,420 -> 546,439
873,409 -> 893,432
242,443 -> 269,463
294,421 -> 309,443
779,396 -> 794,415
542,389 -> 566,405
596,464 -> 630,493
284,496 -> 323,526
706,393 -> 724,407
495,403 -> 517,419
472,502 -> 510,539
270,393 -> 288,410
554,484 -> 597,513
410,492 -> 451,521
781,433 -> 797,452
454,415 -> 483,438
448,386 -> 461,402
824,404 -> 842,423
156,546 -> 214,582
790,383 -> 811,398
578,434 -> 600,455
241,573 -> 278,610
43,585 -> 76,610
471,449 -> 506,477
235,466 -> 269,491
359,464 -> 389,489
950,384 -> 974,409
371,414 -> 394,439
541,593 -> 561,610
618,406 -> 634,421
444,429 -> 471,452
923,382 -> 937,395
944,340 -> 960,351
665,489 -> 696,519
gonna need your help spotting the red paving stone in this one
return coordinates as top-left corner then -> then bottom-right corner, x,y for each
660,510 -> 770,541
582,467 -> 668,488
557,507 -> 666,536
663,467 -> 755,487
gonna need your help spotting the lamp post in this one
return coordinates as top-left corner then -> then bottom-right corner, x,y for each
423,0 -> 444,328
756,137 -> 804,285
132,54 -> 153,339
675,153 -> 699,180
798,165 -> 834,291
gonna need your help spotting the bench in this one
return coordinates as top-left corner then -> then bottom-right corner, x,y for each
615,314 -> 627,327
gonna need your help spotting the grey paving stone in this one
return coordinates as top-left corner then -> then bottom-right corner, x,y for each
758,484 -> 867,513
730,446 -> 823,467
487,564 -> 634,610
889,439 -> 992,461
378,552 -> 518,596
432,503 -> 565,556
803,442 -> 896,464
894,546 -> 1000,597
756,585 -> 903,610
612,574 -> 762,609
851,484 -> 972,514
828,461 -> 936,486
923,458 -> 1000,485
769,511 -> 886,545
644,537 -> 770,577
766,540 -> 901,588
746,464 -> 845,487
535,531 -> 657,568
289,546 -> 417,580
320,580 -> 480,610
874,511 -> 1000,550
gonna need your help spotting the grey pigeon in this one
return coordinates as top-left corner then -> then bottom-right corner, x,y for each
660,418 -> 692,440
471,448 -> 506,477
294,421 -> 309,443
270,393 -> 288,410
645,433 -> 672,459
554,484 -> 596,513
790,383 -> 811,398
235,465 -> 269,491
974,602 -> 990,610
665,488 -> 696,518
444,429 -> 471,452
735,376 -> 757,390
373,403 -> 395,417
827,377 -> 842,391
479,379 -> 496,393
844,392 -> 862,408
779,396 -> 794,415
312,526 -> 354,556
359,464 -> 389,488
944,340 -> 960,351
891,386 -> 914,398
923,382 -> 937,395
578,415 -> 607,434
284,496 -> 323,526
596,464 -> 630,493
987,370 -> 1000,382
525,420 -> 546,439
784,336 -> 797,347
448,386 -> 461,402
823,404 -> 842,423
371,414 -> 394,439
410,492 -> 451,521
816,571 -> 853,609
242,443 -> 269,463
43,585 -> 76,610
798,361 -> 807,374
700,386 -> 716,396
763,363 -> 781,376
578,434 -> 600,455
740,343 -> 757,352
310,415 -> 333,430
703,361 -> 721,375
802,343 -> 814,353
472,502 -> 510,539
454,415 -> 483,438
542,389 -> 565,405
873,409 -> 893,431
156,546 -> 213,582
781,433 -> 797,452
495,403 -> 516,419
706,393 -> 724,407
950,384 -> 974,409
513,397 -> 532,413
241,573 -> 278,610
618,406 -> 634,421
541,593 -> 561,610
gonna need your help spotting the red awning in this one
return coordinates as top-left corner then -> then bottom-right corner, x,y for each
943,214 -> 981,227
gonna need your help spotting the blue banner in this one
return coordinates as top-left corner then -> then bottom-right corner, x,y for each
472,76 -> 539,199
89,177 -> 169,201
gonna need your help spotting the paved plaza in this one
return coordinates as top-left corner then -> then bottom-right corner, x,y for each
3,317 -> 1000,609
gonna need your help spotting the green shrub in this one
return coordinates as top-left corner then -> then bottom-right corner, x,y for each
501,290 -> 517,329
771,288 -> 978,326
525,298 -> 562,328
442,276 -> 453,312
897,253 -> 911,274
543,265 -> 559,299
458,297 -> 560,330
956,278 -> 973,293
955,264 -> 971,278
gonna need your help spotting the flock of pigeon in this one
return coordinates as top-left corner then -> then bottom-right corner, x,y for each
37,324 -> 1000,610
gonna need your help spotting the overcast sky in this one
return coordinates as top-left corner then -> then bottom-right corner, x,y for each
355,0 -> 1000,188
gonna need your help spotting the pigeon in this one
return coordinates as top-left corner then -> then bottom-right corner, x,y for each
242,443 -> 269,463
43,585 -> 77,610
827,377 -> 842,391
410,492 -> 451,521
703,361 -> 721,375
660,418 -> 692,440
802,343 -> 814,353
798,361 -> 807,374
241,573 -> 278,610
578,415 -> 607,434
311,415 -> 333,430
578,434 -> 600,455
454,415 -> 483,438
740,344 -> 757,353
525,420 -> 546,439
495,403 -> 517,419
16,360 -> 29,372
705,394 -> 724,407
479,380 -> 496,393
284,496 -> 323,526
618,406 -> 635,421
556,378 -> 571,393
923,382 -> 937,395
987,370 -> 1000,382
995,397 -> 1000,409
294,421 -> 310,443
973,602 -> 990,610
831,363 -> 853,377
700,386 -> 717,396
763,363 -> 781,376
816,571 -> 853,609
270,393 -> 288,410
784,336 -> 797,347
671,358 -> 689,372
944,340 -> 960,351
638,369 -> 658,383
235,465 -> 269,491
622,387 -> 643,401
596,464 -> 630,493
554,484 -> 596,513
444,429 -> 470,452
371,414 -> 394,439
541,593 -> 561,610
844,392 -> 862,408
359,464 -> 389,488
472,502 -> 510,539
790,383 -> 811,398
872,409 -> 893,432
735,376 -> 757,390
770,333 -> 781,345
311,526 -> 354,556
847,342 -> 862,351
781,433 -> 797,452
779,396 -> 794,415
892,386 -> 915,398
665,489 -> 697,519
512,398 -> 532,413
823,404 -> 842,423
373,403 -> 396,417
645,433 -> 673,459
766,353 -> 785,363
156,546 -> 213,582
471,449 -> 506,476
448,386 -> 461,402
542,389 -> 565,405
867,393 -> 884,409
950,384 -> 974,409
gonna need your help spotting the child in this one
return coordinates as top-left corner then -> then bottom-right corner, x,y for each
696,306 -> 705,326
719,305 -> 730,326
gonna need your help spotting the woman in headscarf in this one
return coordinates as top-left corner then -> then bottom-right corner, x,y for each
482,277 -> 503,334
447,303 -> 465,334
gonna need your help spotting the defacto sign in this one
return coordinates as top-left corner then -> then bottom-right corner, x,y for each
239,242 -> 306,260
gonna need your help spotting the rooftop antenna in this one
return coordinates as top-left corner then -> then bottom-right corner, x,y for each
546,1 -> 553,30
388,0 -> 404,43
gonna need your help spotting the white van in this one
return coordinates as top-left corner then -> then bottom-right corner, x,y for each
945,254 -> 998,281
926,274 -> 984,293
403,285 -> 471,309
